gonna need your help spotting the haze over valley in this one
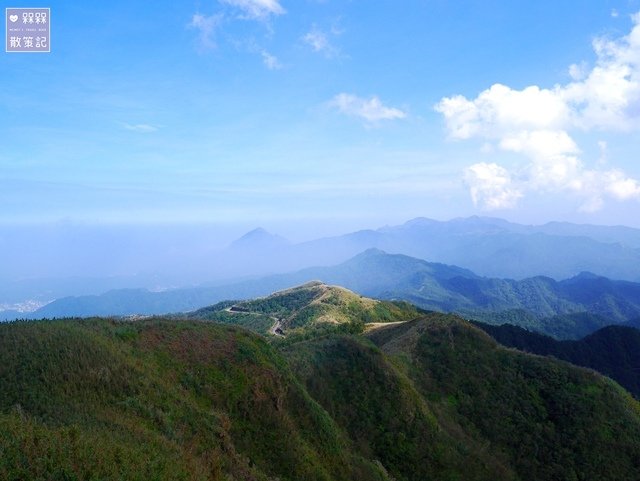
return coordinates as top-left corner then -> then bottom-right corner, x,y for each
4,2 -> 640,479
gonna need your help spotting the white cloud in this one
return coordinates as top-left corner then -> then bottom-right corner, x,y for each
189,3 -> 283,64
303,28 -> 329,51
435,11 -> 640,211
498,130 -> 581,190
568,62 -> 588,81
189,13 -> 222,50
302,26 -> 338,57
261,50 -> 282,70
435,84 -> 570,139
464,162 -> 523,209
220,0 -> 285,20
331,93 -> 406,123
123,123 -> 158,133
605,170 -> 640,199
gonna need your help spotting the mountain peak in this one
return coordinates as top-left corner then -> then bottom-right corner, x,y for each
402,217 -> 440,227
237,227 -> 271,239
229,228 -> 289,250
568,271 -> 607,282
353,248 -> 388,258
451,215 -> 515,228
198,280 -> 421,334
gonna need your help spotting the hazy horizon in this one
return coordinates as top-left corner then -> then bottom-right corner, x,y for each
4,1 -> 640,306
5,4 -> 640,477
2,213 -> 640,289
3,212 -> 640,246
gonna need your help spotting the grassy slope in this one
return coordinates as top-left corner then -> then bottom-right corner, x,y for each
367,315 -> 640,481
189,281 -> 423,335
0,319 -> 390,481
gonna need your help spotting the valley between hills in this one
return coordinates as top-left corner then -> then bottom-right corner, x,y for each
7,2 -> 640,478
2,282 -> 640,480
4,219 -> 640,480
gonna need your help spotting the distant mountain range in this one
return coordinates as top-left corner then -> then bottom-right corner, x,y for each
216,216 -> 640,281
3,216 -> 640,312
273,250 -> 640,339
17,249 -> 640,340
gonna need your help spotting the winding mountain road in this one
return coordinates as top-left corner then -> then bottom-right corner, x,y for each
225,306 -> 285,336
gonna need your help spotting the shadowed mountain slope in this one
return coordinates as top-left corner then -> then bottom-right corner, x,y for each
364,315 -> 640,481
474,322 -> 640,398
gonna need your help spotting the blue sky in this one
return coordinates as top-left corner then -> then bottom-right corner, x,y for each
3,0 -> 640,237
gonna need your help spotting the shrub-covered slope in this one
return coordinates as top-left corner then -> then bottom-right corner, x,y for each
3,311 -> 640,481
284,335 -> 516,481
474,321 -> 640,398
0,319 -> 390,481
366,315 -> 640,481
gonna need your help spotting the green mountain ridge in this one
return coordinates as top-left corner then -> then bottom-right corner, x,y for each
473,321 -> 640,398
300,250 -> 640,339
12,249 -> 640,340
365,316 -> 640,480
3,285 -> 640,480
187,281 -> 423,336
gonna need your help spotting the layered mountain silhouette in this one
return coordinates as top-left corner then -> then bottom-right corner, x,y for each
20,249 -> 640,340
3,217 -> 640,314
216,216 -> 640,281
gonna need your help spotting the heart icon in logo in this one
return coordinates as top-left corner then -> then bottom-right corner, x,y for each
9,14 -> 18,22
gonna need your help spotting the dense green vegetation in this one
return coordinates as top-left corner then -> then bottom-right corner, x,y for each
367,316 -> 640,481
0,319 -> 390,481
284,335 -> 515,481
3,290 -> 640,480
468,310 -> 618,340
474,321 -> 640,398
188,300 -> 276,334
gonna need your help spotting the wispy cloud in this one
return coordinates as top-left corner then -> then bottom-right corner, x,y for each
302,23 -> 342,58
330,93 -> 406,124
261,50 -> 282,70
189,3 -> 284,64
123,123 -> 158,133
436,11 -> 640,211
189,13 -> 222,50
303,26 -> 333,56
220,0 -> 285,20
